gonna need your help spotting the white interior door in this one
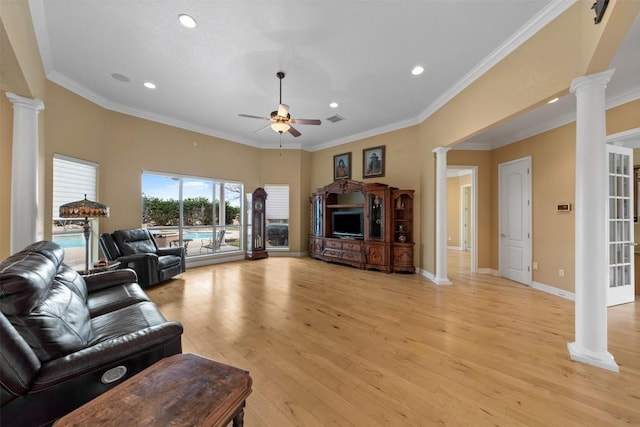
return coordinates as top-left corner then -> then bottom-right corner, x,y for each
607,144 -> 635,306
499,157 -> 531,285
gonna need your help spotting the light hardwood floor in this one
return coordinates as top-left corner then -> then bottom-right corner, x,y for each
146,251 -> 640,426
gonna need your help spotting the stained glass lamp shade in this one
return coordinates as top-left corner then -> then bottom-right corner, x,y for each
59,195 -> 110,273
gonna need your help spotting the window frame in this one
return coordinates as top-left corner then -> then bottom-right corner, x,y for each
264,184 -> 290,250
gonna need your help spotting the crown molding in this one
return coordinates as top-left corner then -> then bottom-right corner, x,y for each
417,0 -> 576,123
308,117 -> 419,152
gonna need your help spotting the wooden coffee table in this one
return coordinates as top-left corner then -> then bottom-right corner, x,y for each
55,353 -> 252,427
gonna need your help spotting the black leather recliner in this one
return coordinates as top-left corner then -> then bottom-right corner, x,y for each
99,228 -> 185,288
0,241 -> 183,427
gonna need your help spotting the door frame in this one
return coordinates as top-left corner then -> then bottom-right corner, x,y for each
498,156 -> 532,285
446,166 -> 478,273
606,127 -> 640,305
461,184 -> 471,251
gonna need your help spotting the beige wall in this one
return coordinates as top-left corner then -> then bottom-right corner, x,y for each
1,1 -> 47,258
447,150 -> 492,270
310,126 -> 423,258
446,174 -> 471,248
449,99 -> 640,292
1,1 -> 638,278
259,148 -> 310,253
491,125 -> 576,291
0,94 -> 12,256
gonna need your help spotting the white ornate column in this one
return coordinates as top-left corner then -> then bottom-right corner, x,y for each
432,146 -> 452,285
567,69 -> 618,372
6,93 -> 45,253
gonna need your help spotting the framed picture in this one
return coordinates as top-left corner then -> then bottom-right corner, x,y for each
333,152 -> 351,180
363,145 -> 385,178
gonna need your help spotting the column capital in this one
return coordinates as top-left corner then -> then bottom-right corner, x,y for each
570,69 -> 616,95
432,146 -> 451,156
6,92 -> 45,112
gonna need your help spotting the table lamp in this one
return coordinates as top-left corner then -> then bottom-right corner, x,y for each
59,195 -> 110,273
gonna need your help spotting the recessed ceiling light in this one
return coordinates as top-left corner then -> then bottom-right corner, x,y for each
144,82 -> 157,89
329,102 -> 339,108
178,14 -> 197,28
547,97 -> 559,104
411,65 -> 424,76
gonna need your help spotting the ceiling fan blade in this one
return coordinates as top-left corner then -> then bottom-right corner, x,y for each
239,114 -> 271,121
277,104 -> 289,117
291,118 -> 321,125
288,126 -> 301,137
254,124 -> 271,133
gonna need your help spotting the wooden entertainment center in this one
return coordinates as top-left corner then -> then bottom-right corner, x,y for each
309,179 -> 414,273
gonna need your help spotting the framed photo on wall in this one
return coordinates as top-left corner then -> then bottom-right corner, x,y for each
334,152 -> 351,180
363,145 -> 385,178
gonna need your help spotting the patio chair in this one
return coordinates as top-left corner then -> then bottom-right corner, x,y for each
200,230 -> 226,254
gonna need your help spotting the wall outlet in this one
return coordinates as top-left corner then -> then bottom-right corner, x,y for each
533,262 -> 538,270
559,269 -> 565,277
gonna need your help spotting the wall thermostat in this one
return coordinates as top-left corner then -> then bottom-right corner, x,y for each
557,203 -> 571,212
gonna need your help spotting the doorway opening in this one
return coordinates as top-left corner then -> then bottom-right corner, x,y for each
446,166 -> 477,273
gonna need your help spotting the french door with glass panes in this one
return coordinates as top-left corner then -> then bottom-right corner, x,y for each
607,144 -> 635,306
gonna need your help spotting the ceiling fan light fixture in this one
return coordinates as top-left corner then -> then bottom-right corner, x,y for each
277,103 -> 290,117
271,122 -> 290,133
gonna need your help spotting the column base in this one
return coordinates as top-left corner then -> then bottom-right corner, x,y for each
567,341 -> 619,372
432,277 -> 452,286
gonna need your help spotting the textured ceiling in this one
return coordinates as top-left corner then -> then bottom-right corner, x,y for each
28,1 -> 639,151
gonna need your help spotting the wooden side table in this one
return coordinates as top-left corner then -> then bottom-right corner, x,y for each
79,260 -> 120,276
54,353 -> 252,427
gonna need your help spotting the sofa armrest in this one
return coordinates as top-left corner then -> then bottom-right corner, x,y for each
156,246 -> 184,258
114,253 -> 160,287
156,246 -> 185,272
84,269 -> 139,293
33,321 -> 183,391
115,253 -> 159,265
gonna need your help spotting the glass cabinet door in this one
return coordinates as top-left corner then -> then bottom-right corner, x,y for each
312,196 -> 323,236
368,193 -> 384,239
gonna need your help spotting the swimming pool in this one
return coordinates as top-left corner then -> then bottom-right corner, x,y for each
52,230 -> 220,249
53,234 -> 85,248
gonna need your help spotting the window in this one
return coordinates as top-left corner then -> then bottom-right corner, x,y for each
52,154 -> 99,268
265,184 -> 289,249
141,172 -> 243,257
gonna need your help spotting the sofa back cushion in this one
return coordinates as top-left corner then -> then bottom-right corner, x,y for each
99,232 -> 121,260
0,241 -> 63,315
0,241 -> 94,362
112,228 -> 158,255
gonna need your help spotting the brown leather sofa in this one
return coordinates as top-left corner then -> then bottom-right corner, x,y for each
99,228 -> 185,288
0,241 -> 183,427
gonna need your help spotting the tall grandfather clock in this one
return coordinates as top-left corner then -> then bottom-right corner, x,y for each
246,187 -> 268,260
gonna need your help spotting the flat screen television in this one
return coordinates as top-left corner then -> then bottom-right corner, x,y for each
331,210 -> 364,239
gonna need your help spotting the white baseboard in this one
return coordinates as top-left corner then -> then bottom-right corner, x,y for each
531,281 -> 575,301
186,253 -> 245,269
268,250 -> 307,257
417,268 -> 453,285
418,268 -> 434,281
477,268 -> 498,276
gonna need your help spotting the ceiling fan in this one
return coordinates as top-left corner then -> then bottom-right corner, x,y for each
239,71 -> 321,137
